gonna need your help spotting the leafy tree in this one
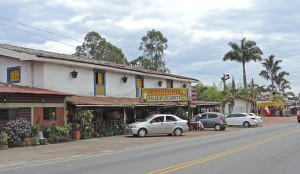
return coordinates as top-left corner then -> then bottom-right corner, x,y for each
223,37 -> 263,89
139,29 -> 168,71
75,31 -> 128,64
195,82 -> 224,101
130,56 -> 152,69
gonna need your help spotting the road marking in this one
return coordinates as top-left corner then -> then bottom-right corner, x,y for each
147,128 -> 300,174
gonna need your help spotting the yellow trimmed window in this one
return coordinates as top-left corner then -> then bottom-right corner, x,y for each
8,67 -> 20,83
136,78 -> 143,88
167,81 -> 173,88
95,71 -> 105,96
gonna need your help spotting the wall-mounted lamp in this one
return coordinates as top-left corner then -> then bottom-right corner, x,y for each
158,81 -> 163,87
41,99 -> 45,103
71,69 -> 78,79
3,97 -> 7,103
122,75 -> 128,83
183,83 -> 187,88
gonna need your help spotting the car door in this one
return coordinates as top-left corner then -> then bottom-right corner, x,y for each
164,115 -> 178,133
226,113 -> 236,125
200,113 -> 208,128
207,113 -> 218,128
148,116 -> 165,134
236,113 -> 247,125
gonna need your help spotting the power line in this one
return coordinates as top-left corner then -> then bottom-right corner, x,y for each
0,16 -> 83,44
0,22 -> 77,48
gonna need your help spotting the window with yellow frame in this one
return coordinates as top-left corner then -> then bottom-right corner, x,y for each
167,80 -> 173,88
7,66 -> 21,83
136,77 -> 144,97
95,71 -> 105,96
136,77 -> 143,88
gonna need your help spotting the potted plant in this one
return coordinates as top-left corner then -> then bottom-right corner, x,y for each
72,124 -> 81,140
0,132 -> 9,150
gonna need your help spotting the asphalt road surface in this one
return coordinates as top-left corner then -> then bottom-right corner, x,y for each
1,122 -> 300,174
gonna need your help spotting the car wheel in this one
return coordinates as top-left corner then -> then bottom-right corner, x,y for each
298,120 -> 300,123
137,128 -> 147,137
214,124 -> 221,131
243,121 -> 250,127
173,128 -> 183,136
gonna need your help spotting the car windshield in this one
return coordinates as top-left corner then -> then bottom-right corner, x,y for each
142,115 -> 156,122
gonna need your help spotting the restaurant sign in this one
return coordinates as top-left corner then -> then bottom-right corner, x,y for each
141,88 -> 188,102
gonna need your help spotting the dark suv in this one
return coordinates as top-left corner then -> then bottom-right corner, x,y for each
200,112 -> 227,131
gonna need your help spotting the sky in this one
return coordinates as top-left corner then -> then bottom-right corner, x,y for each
1,0 -> 300,96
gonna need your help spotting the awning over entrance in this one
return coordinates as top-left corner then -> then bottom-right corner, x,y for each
66,96 -> 188,107
257,101 -> 284,107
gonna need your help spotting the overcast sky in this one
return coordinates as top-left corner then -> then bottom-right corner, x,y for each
1,0 -> 300,95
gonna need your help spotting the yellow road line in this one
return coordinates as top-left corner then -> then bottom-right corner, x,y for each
147,129 -> 300,174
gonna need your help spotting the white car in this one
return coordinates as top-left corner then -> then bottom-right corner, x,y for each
248,113 -> 263,125
226,113 -> 258,127
126,114 -> 189,137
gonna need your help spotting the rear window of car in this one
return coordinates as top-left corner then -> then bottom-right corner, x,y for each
237,114 -> 246,117
227,114 -> 235,118
166,116 -> 177,122
208,114 -> 218,119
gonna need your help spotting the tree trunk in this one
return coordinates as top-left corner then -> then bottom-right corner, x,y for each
243,61 -> 247,89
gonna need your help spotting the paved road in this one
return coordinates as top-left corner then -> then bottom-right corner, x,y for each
0,116 -> 298,174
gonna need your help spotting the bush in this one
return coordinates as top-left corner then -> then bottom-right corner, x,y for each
4,118 -> 31,147
75,110 -> 94,139
0,132 -> 9,145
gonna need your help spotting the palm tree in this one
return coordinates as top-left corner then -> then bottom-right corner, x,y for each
259,55 -> 286,91
223,37 -> 263,89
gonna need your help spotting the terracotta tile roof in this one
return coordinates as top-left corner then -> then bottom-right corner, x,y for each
0,44 -> 199,82
67,96 -> 140,106
67,96 -> 188,107
0,82 -> 72,96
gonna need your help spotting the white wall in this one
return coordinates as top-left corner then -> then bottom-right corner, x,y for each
224,99 -> 252,115
0,55 -> 193,98
43,63 -> 94,96
0,56 -> 33,86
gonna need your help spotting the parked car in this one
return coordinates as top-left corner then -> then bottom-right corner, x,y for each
126,114 -> 189,137
297,110 -> 300,123
225,113 -> 258,127
198,112 -> 227,131
248,113 -> 263,125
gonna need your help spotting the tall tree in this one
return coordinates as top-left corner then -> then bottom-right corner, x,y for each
223,37 -> 263,89
75,31 -> 128,64
130,56 -> 152,68
259,55 -> 290,91
139,29 -> 168,71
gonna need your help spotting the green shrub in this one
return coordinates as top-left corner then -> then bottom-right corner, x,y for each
46,122 -> 71,143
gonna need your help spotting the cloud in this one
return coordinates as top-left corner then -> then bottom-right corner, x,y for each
1,0 -> 300,95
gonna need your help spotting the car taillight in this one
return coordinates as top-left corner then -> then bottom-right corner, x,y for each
250,118 -> 256,120
220,117 -> 225,122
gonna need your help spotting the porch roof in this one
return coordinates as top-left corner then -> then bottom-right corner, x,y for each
0,82 -> 72,96
66,96 -> 188,107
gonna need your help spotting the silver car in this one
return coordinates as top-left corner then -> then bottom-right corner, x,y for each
126,114 -> 189,137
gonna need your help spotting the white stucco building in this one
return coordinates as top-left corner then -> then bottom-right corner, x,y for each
223,96 -> 254,115
0,44 -> 198,98
0,44 -> 199,126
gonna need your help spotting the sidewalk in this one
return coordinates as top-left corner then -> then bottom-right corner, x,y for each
0,116 -> 296,168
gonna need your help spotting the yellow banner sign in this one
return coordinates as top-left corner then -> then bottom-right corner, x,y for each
141,88 -> 188,102
257,101 -> 284,107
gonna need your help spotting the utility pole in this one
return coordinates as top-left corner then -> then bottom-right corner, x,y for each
221,74 -> 230,92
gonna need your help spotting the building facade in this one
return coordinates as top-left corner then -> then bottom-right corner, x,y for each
0,44 -> 198,129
